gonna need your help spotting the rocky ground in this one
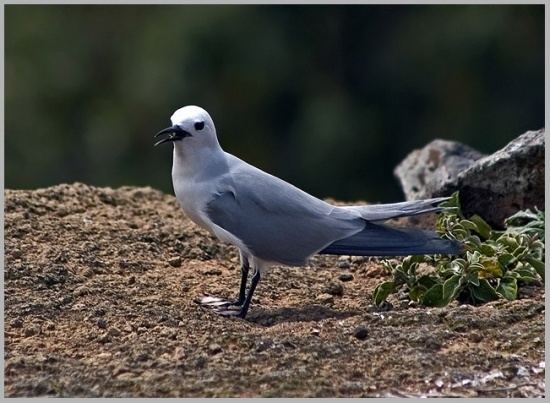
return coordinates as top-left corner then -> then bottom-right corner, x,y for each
4,183 -> 545,397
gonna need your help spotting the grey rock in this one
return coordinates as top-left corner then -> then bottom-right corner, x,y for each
394,129 -> 545,227
448,129 -> 544,227
394,139 -> 485,200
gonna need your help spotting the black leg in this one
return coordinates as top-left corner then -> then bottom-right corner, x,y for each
233,255 -> 249,305
237,268 -> 261,318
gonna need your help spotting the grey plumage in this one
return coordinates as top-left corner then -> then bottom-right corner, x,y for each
321,221 -> 461,256
206,153 -> 460,266
342,197 -> 451,222
206,154 -> 365,266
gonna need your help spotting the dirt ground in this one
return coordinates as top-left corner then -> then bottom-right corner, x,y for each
4,183 -> 545,397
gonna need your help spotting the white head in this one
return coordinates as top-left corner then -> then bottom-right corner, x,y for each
154,105 -> 220,151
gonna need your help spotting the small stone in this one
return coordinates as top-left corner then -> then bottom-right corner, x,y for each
24,325 -> 40,337
204,268 -> 222,275
469,332 -> 483,343
113,366 -> 129,377
10,318 -> 23,328
108,327 -> 121,337
353,326 -> 369,340
255,339 -> 274,352
97,319 -> 107,329
337,260 -> 350,269
97,334 -> 110,343
324,282 -> 344,296
339,273 -> 354,282
517,366 -> 529,377
127,276 -> 136,285
311,328 -> 320,336
168,256 -> 182,267
316,293 -> 334,304
425,338 -> 442,351
208,343 -> 222,355
82,268 -> 94,278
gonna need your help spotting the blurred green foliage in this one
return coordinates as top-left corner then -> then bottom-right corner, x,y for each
5,5 -> 544,201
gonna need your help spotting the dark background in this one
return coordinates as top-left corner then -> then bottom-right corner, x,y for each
5,5 -> 544,202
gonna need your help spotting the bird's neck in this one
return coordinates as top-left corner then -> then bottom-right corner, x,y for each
172,143 -> 228,180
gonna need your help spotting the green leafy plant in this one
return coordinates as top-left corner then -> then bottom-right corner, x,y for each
373,192 -> 545,307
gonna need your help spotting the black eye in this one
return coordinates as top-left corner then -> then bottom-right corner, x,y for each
194,121 -> 205,131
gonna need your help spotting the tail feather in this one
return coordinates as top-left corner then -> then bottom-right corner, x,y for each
342,196 -> 450,222
320,221 -> 462,257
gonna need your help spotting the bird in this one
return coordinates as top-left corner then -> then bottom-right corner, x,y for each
154,105 -> 462,319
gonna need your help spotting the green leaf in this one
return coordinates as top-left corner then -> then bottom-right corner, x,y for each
422,284 -> 447,307
497,253 -> 516,268
408,285 -> 427,302
498,236 -> 519,252
478,257 -> 503,278
460,219 -> 479,232
496,277 -> 518,301
470,279 -> 499,303
466,271 -> 480,286
417,275 -> 439,290
479,243 -> 496,257
442,274 -> 462,302
469,215 -> 492,239
525,256 -> 545,281
510,268 -> 539,283
373,281 -> 395,306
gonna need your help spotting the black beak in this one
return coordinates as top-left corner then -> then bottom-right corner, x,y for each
154,125 -> 191,146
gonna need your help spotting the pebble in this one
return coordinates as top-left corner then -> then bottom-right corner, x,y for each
338,273 -> 353,282
516,366 -> 529,377
324,282 -> 344,296
337,260 -> 350,269
208,343 -> 222,355
168,256 -> 182,267
353,326 -> 369,340
469,332 -> 483,343
10,318 -> 23,328
24,325 -> 40,337
97,319 -> 107,329
255,339 -> 274,352
97,334 -> 110,343
108,327 -> 121,337
316,293 -> 334,304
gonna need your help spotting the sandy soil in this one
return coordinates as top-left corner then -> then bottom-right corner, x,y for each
4,183 -> 545,397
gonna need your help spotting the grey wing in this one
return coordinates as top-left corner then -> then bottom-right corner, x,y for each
205,166 -> 364,266
342,197 -> 450,222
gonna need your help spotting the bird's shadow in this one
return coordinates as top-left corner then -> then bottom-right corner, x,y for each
246,305 -> 360,327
